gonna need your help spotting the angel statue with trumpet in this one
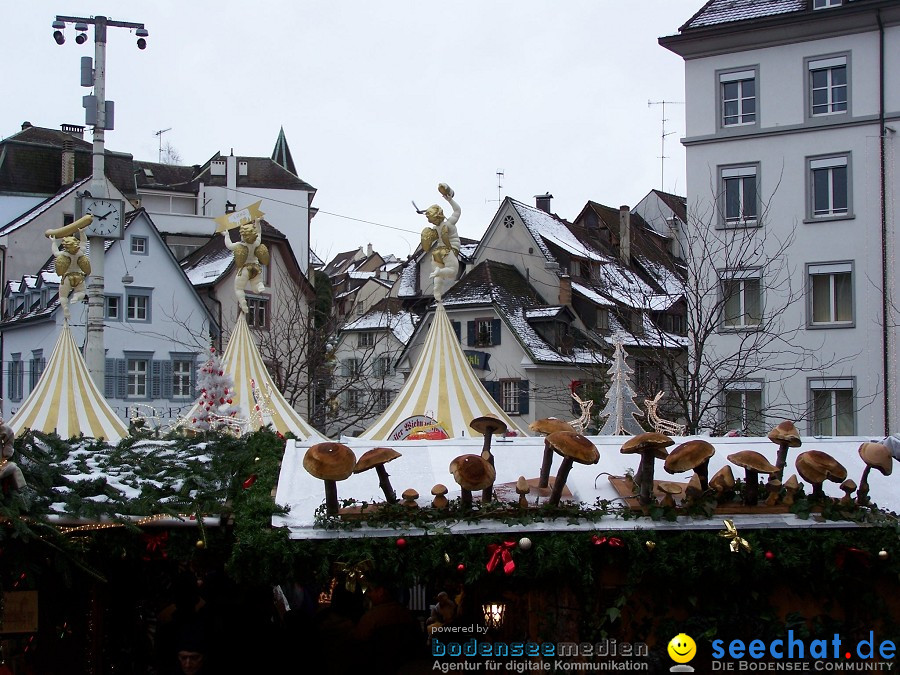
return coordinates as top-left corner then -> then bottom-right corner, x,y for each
415,183 -> 461,302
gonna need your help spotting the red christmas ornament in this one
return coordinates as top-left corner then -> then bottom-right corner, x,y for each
242,474 -> 258,490
219,398 -> 225,404
396,537 -> 407,549
218,370 -> 224,376
457,563 -> 465,572
227,399 -> 233,404
765,551 -> 775,560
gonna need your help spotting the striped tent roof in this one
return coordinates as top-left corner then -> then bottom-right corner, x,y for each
360,304 -> 529,440
193,313 -> 323,440
9,323 -> 128,441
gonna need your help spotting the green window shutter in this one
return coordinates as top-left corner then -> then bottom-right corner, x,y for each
467,321 -> 475,347
451,321 -> 461,342
151,361 -> 162,399
162,361 -> 174,399
115,359 -> 127,399
518,379 -> 530,415
482,379 -> 500,404
105,358 -> 115,398
492,319 -> 502,345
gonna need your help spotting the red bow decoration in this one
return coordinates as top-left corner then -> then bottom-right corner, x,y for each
486,541 -> 517,575
591,535 -> 624,548
141,531 -> 169,560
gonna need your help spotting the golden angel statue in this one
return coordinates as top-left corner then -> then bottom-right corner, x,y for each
418,183 -> 461,302
0,420 -> 25,490
224,218 -> 270,313
50,228 -> 91,320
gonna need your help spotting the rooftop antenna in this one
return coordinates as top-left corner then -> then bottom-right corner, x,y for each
486,169 -> 504,206
154,127 -> 172,162
648,100 -> 683,192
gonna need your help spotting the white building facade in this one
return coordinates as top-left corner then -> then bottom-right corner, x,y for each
661,0 -> 900,436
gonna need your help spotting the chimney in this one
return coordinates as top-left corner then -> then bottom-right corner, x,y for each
367,243 -> 373,257
558,273 -> 572,306
619,205 -> 631,265
535,192 -> 553,213
60,123 -> 85,140
668,216 -> 683,260
61,138 -> 75,186
21,121 -> 33,131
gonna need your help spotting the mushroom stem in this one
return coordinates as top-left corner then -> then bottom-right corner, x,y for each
538,439 -> 554,489
639,451 -> 655,505
811,482 -> 825,499
743,470 -> 759,506
324,480 -> 339,515
481,445 -> 495,503
548,457 -> 575,506
775,443 -> 789,480
375,465 -> 397,504
696,461 -> 710,492
460,488 -> 473,508
857,466 -> 872,505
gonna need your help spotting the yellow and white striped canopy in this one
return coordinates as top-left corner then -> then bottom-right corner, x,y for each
10,323 -> 128,441
360,304 -> 528,440
216,313 -> 323,440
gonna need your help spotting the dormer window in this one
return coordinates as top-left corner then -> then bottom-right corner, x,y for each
813,0 -> 842,8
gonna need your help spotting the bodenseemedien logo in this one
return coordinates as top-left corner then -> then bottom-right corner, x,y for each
668,633 -> 696,672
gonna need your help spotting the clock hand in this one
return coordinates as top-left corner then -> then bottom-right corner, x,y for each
96,210 -> 113,220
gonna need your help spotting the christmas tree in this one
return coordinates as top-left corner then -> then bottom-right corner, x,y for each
191,347 -> 242,432
598,338 -> 645,435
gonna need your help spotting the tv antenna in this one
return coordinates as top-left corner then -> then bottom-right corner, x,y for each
154,127 -> 172,162
486,169 -> 504,206
648,100 -> 683,192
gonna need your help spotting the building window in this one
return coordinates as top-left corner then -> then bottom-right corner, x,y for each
720,165 -> 758,226
468,318 -> 501,347
501,379 -> 521,415
29,350 -> 45,391
724,383 -> 764,436
127,359 -> 148,398
808,262 -> 853,326
346,389 -> 361,412
173,360 -> 193,398
808,56 -> 847,117
721,270 -> 761,329
373,356 -> 392,378
358,332 -> 375,348
130,236 -> 149,255
126,290 -> 151,322
246,297 -> 269,328
343,358 -> 361,378
105,295 -> 121,321
503,214 -> 514,229
813,0 -> 842,7
720,70 -> 756,127
8,353 -> 23,401
634,361 -> 660,398
809,155 -> 849,219
597,308 -> 609,333
375,389 -> 393,412
810,378 -> 855,436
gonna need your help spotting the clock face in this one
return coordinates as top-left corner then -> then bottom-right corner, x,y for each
83,198 -> 123,238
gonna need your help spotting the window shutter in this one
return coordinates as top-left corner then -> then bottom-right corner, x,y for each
105,358 -> 115,398
151,360 -> 162,399
452,321 -> 461,342
115,359 -> 127,399
162,361 -> 174,399
518,379 -> 530,415
467,321 -> 475,347
482,379 -> 500,404
189,358 -> 198,399
341,361 -> 349,377
492,319 -> 502,345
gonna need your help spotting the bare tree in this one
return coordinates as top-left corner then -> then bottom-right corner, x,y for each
160,141 -> 182,165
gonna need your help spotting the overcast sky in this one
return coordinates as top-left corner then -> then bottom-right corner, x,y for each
3,1 -> 694,262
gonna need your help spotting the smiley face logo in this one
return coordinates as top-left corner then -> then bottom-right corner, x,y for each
667,633 -> 697,664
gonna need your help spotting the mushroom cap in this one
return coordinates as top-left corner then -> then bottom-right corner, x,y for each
431,483 -> 448,496
858,442 -> 893,476
766,478 -> 782,491
529,417 -> 577,435
795,450 -> 847,485
515,476 -> 530,494
303,442 -> 357,481
709,465 -> 735,491
664,439 -> 715,474
657,481 -> 683,496
449,454 -> 496,491
402,488 -> 419,501
546,431 -> 600,465
768,420 -> 802,448
353,446 -> 402,474
685,473 -> 704,497
840,478 -> 857,492
470,414 -> 508,436
783,474 -> 800,491
727,450 -> 778,475
620,432 -> 674,459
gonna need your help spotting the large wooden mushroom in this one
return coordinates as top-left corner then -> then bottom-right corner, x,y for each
768,420 -> 802,480
857,442 -> 893,505
303,442 -> 357,515
545,431 -> 599,506
449,455 -> 496,508
795,450 -> 847,500
530,418 -> 578,488
709,465 -> 736,502
664,439 -> 715,491
353,447 -> 402,504
620,432 -> 674,506
470,415 -> 508,502
727,450 -> 778,506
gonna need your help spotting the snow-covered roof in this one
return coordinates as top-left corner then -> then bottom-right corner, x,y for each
348,270 -> 375,280
22,275 -> 38,289
342,308 -> 419,345
682,0 -> 805,30
183,248 -> 233,286
572,281 -> 616,308
525,306 -> 565,320
396,259 -> 420,298
608,313 -> 689,349
511,199 -> 608,263
0,178 -> 90,237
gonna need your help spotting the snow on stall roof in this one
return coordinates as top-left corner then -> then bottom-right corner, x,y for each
511,200 -> 608,263
682,0 -> 805,29
343,309 -> 419,345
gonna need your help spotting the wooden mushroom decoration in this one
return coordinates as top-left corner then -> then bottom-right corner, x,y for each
303,442 -> 357,515
431,484 -> 449,509
530,417 -> 578,489
620,432 -> 674,506
857,441 -> 893,505
402,488 -> 419,509
684,473 -> 704,502
515,476 -> 530,508
840,479 -> 857,505
795,450 -> 847,500
353,447 -> 402,504
709,465 -> 736,502
664,439 -> 715,491
727,450 -> 778,506
782,474 -> 800,506
470,415 -> 508,502
449,455 -> 496,508
768,420 -> 802,479
764,478 -> 782,507
546,431 -> 600,506
657,481 -> 683,509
